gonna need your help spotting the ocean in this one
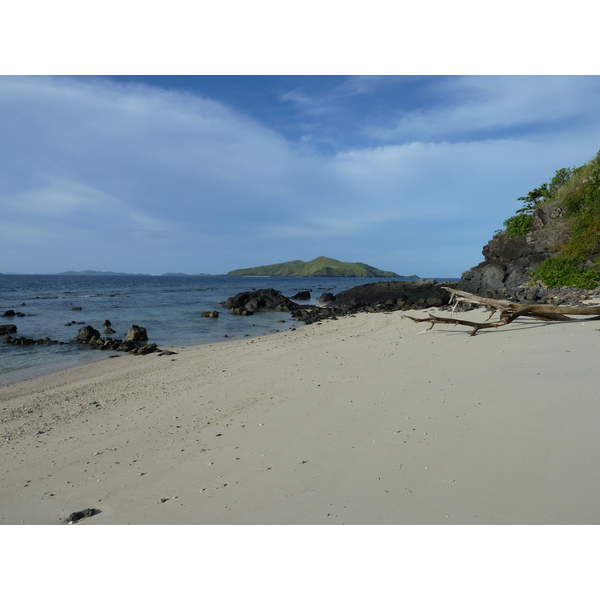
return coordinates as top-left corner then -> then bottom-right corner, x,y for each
0,274 -> 394,384
1,274 -> 458,385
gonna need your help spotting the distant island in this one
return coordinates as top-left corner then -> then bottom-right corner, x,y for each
226,256 -> 416,278
57,270 -> 152,276
56,270 -> 205,277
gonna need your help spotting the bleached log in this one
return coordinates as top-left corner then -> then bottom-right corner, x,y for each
402,287 -> 600,335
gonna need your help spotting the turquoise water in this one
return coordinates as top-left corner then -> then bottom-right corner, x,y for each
2,274 -> 450,384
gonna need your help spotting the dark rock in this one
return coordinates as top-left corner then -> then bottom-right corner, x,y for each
71,307 -> 83,311
201,311 -> 219,318
288,280 -> 457,324
76,325 -> 101,343
426,296 -> 443,307
102,319 -> 112,327
3,335 -> 35,346
318,292 -> 336,302
125,325 -> 148,343
230,307 -> 254,316
332,279 -> 452,311
291,291 -> 311,301
2,309 -> 25,317
117,340 -> 136,352
67,508 -> 100,524
0,324 -> 17,334
138,343 -> 158,355
220,289 -> 299,314
104,326 -> 116,334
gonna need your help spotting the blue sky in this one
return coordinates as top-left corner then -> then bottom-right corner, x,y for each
2,75 -> 600,276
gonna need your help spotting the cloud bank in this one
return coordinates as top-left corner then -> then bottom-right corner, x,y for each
2,75 -> 600,276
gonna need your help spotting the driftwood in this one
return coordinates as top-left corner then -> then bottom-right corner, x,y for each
402,287 -> 600,336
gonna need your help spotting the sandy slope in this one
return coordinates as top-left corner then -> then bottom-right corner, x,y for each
2,308 -> 600,525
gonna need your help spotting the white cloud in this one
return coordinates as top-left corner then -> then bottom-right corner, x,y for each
365,76 -> 600,143
2,75 -> 600,275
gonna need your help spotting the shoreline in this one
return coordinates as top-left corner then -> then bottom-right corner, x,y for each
0,320 -> 308,388
2,308 -> 600,524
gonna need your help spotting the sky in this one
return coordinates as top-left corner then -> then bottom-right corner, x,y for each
2,74 -> 600,277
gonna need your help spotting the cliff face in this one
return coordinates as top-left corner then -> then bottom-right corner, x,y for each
459,203 -> 571,293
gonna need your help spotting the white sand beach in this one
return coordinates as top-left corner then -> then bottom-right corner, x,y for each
2,307 -> 600,525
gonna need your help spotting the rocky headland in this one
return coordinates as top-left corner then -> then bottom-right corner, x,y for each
458,203 -> 571,294
459,150 -> 600,297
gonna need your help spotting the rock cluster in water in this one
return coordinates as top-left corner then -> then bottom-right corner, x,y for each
220,288 -> 301,316
1,321 -> 174,356
220,281 -> 456,325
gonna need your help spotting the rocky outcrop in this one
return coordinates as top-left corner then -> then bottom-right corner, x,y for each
125,325 -> 148,343
3,323 -> 169,356
332,279 -> 454,310
291,291 -> 311,300
220,281 -> 457,326
76,325 -> 101,343
3,310 -> 26,317
318,292 -> 336,303
101,319 -> 115,333
0,324 -> 17,335
459,204 -> 571,294
220,289 -> 300,315
201,311 -> 219,318
291,280 -> 456,324
3,335 -> 62,346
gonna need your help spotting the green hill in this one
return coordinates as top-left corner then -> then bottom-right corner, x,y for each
226,256 -> 407,278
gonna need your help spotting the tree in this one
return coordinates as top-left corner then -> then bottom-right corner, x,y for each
515,183 -> 549,214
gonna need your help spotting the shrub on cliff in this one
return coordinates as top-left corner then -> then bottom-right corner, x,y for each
503,213 -> 533,237
531,256 -> 600,288
528,151 -> 600,288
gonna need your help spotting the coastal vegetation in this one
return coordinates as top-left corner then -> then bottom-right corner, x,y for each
226,256 -> 410,278
498,150 -> 600,288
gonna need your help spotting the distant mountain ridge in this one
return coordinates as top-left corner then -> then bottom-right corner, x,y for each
57,270 -> 152,276
226,256 -> 415,278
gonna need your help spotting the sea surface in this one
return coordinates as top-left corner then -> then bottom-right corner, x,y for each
1,274 -> 457,385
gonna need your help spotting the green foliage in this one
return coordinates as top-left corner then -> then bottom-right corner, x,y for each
515,166 -> 576,215
531,257 -> 600,289
503,213 -> 532,237
562,158 -> 600,260
493,150 -> 600,289
548,167 -> 574,196
516,184 -> 549,215
528,153 -> 600,289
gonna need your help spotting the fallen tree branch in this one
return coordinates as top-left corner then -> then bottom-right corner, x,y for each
402,287 -> 600,335
402,313 -> 510,336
